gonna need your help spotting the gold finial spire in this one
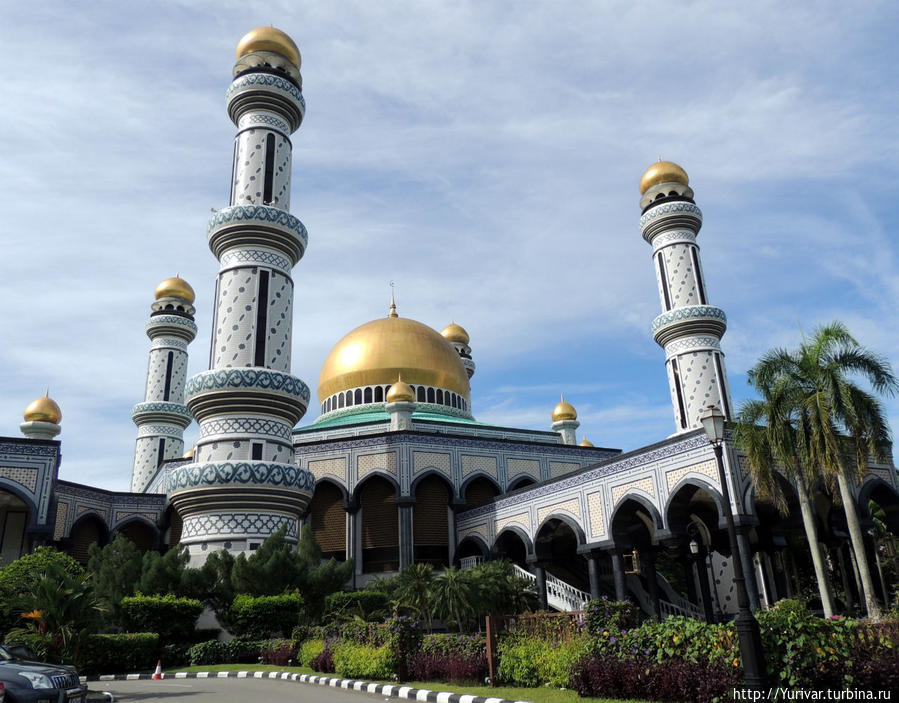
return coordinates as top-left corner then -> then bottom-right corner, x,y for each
388,281 -> 398,318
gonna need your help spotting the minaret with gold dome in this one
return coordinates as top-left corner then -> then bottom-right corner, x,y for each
551,395 -> 579,445
639,160 -> 733,432
130,277 -> 197,492
175,28 -> 314,560
441,322 -> 475,379
21,391 -> 62,440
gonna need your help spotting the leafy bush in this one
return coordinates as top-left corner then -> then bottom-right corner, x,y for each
230,592 -> 304,638
496,634 -> 590,688
408,652 -> 487,683
333,642 -> 396,680
311,645 -> 335,673
570,654 -> 743,703
187,638 -> 265,666
161,642 -> 192,668
299,639 -> 325,667
584,597 -> 640,636
385,615 -> 422,680
598,616 -> 736,664
324,591 -> 389,621
325,619 -> 386,646
420,633 -> 485,658
78,633 -> 159,675
120,594 -> 203,641
260,638 -> 297,666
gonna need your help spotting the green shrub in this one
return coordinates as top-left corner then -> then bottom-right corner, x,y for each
231,592 -> 303,638
603,616 -> 737,664
299,639 -> 325,667
324,591 -> 389,621
161,642 -> 192,668
187,638 -> 265,666
496,636 -> 543,687
78,633 -> 159,675
584,597 -> 640,636
333,642 -> 396,680
120,594 -> 204,641
534,636 -> 593,688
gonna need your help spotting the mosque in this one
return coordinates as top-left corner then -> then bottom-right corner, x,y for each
2,27 -> 897,619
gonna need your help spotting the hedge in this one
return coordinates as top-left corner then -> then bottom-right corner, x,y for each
333,642 -> 396,680
120,595 -> 204,642
78,633 -> 159,675
496,634 -> 591,688
231,592 -> 304,638
324,591 -> 389,621
187,638 -> 267,666
299,639 -> 325,667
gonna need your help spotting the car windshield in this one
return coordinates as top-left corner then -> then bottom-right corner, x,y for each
0,645 -> 12,661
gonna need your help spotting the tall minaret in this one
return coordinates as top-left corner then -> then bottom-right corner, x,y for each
130,277 -> 197,492
639,160 -> 733,432
174,28 -> 314,560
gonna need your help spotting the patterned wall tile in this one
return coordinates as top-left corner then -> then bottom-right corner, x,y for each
309,457 -> 347,480
549,461 -> 580,478
462,455 -> 497,478
495,512 -> 530,536
459,523 -> 488,543
610,477 -> 655,506
0,466 -> 37,492
413,451 -> 452,476
537,498 -> 582,524
508,458 -> 540,479
665,459 -> 719,491
358,452 -> 397,478
53,502 -> 67,540
586,491 -> 606,538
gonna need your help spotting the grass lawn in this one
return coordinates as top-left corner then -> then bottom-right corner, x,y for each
164,664 -> 650,703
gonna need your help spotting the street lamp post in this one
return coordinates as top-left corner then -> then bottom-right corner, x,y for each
700,405 -> 768,694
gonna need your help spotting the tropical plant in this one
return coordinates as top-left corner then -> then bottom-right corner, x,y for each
468,559 -> 538,619
752,322 -> 898,619
432,567 -> 473,631
86,534 -> 143,622
395,562 -> 435,629
734,374 -> 836,616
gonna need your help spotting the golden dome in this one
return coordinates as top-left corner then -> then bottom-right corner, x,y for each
386,375 -> 415,403
318,312 -> 471,402
639,160 -> 689,195
182,446 -> 196,460
155,276 -> 195,304
441,322 -> 470,345
579,437 -> 594,447
552,395 -> 577,422
24,392 -> 61,424
236,27 -> 301,68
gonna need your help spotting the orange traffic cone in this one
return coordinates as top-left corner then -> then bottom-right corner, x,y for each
153,660 -> 163,680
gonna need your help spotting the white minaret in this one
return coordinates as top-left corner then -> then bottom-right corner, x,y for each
130,277 -> 197,492
551,395 -> 579,445
174,28 -> 314,561
639,160 -> 734,432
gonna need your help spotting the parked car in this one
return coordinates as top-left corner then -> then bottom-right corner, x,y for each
0,645 -> 86,702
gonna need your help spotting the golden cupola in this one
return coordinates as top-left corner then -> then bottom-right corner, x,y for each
639,160 -> 689,195
155,276 -> 195,304
317,304 -> 471,415
385,375 -> 416,403
579,437 -> 594,447
23,391 -> 62,424
236,26 -> 301,68
552,395 -> 577,422
441,322 -> 470,345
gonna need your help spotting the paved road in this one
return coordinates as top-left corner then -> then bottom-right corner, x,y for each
88,678 -> 393,702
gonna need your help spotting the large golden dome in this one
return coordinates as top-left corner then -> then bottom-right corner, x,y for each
236,27 -> 301,68
155,276 -> 195,303
639,160 -> 689,195
318,313 -> 471,403
24,392 -> 62,424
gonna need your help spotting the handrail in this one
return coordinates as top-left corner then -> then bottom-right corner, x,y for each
512,564 -> 590,612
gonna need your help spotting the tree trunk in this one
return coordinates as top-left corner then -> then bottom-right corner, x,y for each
836,468 -> 882,620
794,472 -> 835,616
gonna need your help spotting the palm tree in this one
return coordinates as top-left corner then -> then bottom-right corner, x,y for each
432,567 -> 473,631
753,322 -> 897,619
395,563 -> 435,630
734,376 -> 836,616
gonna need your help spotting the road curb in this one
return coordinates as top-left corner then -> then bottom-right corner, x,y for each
80,671 -> 531,703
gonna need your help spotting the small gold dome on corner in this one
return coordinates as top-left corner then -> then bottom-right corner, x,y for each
386,375 -> 416,403
182,446 -> 195,459
441,322 -> 470,345
552,395 -> 577,422
24,392 -> 62,424
579,437 -> 594,447
236,27 -> 301,68
639,160 -> 689,195
155,276 -> 195,304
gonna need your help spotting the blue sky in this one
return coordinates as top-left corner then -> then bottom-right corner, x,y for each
2,1 -> 898,491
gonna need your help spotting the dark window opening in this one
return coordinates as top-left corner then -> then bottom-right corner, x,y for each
254,271 -> 270,367
671,358 -> 688,429
338,394 -> 344,409
714,353 -> 731,420
657,252 -> 672,311
374,386 -> 383,402
427,387 -> 435,403
354,388 -> 362,405
157,438 -> 166,468
346,391 -> 354,407
263,134 -> 275,203
691,247 -> 707,304
436,389 -> 444,404
163,351 -> 174,401
417,386 -> 426,402
364,387 -> 373,403
251,443 -> 263,460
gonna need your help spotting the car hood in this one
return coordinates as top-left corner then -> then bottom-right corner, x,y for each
0,659 -> 78,677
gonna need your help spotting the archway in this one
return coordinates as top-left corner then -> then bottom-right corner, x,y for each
535,516 -> 588,591
309,481 -> 347,561
412,474 -> 452,568
507,476 -> 537,492
463,476 -> 500,508
359,476 -> 399,573
455,535 -> 489,568
493,528 -> 531,568
0,489 -> 31,565
69,514 -> 109,565
114,519 -> 157,552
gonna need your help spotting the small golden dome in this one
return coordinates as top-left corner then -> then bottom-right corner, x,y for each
552,395 -> 577,422
24,392 -> 61,424
639,160 -> 689,195
236,27 -> 301,68
386,375 -> 416,403
441,322 -> 470,345
579,437 -> 594,447
155,276 -> 195,304
318,311 -> 470,402
182,446 -> 195,459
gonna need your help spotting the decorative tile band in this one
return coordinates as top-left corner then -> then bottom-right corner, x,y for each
186,368 -> 310,403
181,511 -> 298,541
166,461 -> 315,493
664,335 -> 721,358
131,401 -> 192,419
199,417 -> 293,441
146,315 -> 198,335
207,205 -> 308,246
639,201 -> 703,229
150,337 -> 189,352
238,112 -> 291,136
220,247 -> 292,274
227,73 -> 306,113
651,305 -> 727,333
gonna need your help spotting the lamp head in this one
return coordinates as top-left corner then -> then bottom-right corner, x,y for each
700,404 -> 726,444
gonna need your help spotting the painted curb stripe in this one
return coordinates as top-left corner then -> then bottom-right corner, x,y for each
83,670 -> 531,703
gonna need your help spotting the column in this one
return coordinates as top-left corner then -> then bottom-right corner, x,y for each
643,552 -> 661,620
398,500 -> 414,570
611,551 -> 627,602
587,551 -> 601,601
735,527 -> 761,612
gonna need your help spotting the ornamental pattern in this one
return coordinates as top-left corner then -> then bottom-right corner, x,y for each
199,417 -> 293,441
53,502 -> 67,540
207,205 -> 307,245
462,454 -> 497,478
507,458 -> 540,480
131,402 -> 192,418
315,401 -> 474,424
150,337 -> 189,352
537,498 -> 581,525
137,424 -> 184,439
586,491 -> 606,538
665,459 -> 719,491
113,511 -> 158,525
652,229 -> 697,250
495,513 -> 529,536
413,451 -> 451,476
186,368 -> 310,402
166,461 -> 314,492
0,466 -> 38,492
181,512 -> 297,540
308,457 -> 346,480
220,248 -> 292,274
549,461 -> 580,478
664,335 -> 721,357
145,316 -> 198,334
238,112 -> 290,135
651,305 -> 727,332
611,477 -> 655,505
357,452 -> 397,478
226,73 -> 306,112
639,202 -> 703,229
458,523 -> 488,544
